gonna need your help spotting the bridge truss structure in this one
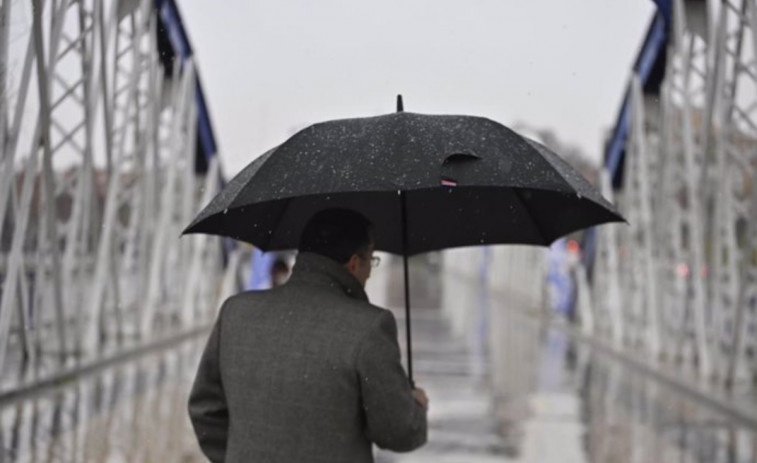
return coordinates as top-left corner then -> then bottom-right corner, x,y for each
439,0 -> 757,459
592,0 -> 757,392
4,0 -> 757,459
0,0 -> 236,405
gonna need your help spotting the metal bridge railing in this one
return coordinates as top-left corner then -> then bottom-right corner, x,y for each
588,0 -> 757,391
0,0 -> 233,405
439,2 -> 757,459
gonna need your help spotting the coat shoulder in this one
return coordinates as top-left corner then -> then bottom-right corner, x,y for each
216,287 -> 393,333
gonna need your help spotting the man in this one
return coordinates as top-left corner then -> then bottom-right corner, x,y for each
188,208 -> 428,462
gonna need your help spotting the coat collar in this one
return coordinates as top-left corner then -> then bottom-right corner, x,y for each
288,252 -> 369,302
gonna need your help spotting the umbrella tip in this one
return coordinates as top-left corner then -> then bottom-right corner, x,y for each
396,94 -> 404,112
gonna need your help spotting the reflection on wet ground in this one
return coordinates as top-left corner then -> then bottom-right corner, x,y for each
376,307 -> 511,463
489,305 -> 757,463
3,255 -> 757,461
0,342 -> 206,463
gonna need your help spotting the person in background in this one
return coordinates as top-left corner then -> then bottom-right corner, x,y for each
270,258 -> 290,287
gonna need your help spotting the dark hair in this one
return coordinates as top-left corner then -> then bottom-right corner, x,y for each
271,259 -> 289,274
298,208 -> 374,264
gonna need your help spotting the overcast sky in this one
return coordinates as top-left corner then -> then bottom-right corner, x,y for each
180,1 -> 655,177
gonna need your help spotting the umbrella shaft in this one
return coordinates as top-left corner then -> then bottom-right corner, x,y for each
401,191 -> 414,387
403,253 -> 413,386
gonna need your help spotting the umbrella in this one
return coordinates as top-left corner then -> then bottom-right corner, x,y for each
183,96 -> 625,382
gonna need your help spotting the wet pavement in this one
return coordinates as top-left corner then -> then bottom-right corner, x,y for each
375,307 -> 511,463
0,342 -> 206,463
375,254 -> 587,462
3,254 -> 757,461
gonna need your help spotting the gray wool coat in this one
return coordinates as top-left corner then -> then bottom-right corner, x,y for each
188,252 -> 427,462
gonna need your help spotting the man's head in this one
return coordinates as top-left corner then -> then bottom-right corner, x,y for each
299,208 -> 375,286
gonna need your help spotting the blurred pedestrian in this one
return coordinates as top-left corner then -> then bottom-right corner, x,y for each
270,257 -> 290,287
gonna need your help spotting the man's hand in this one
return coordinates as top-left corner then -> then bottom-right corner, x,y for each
412,387 -> 429,410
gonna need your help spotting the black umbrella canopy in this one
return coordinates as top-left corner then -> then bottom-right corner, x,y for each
184,111 -> 624,254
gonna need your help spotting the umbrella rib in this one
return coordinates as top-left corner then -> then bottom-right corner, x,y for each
268,197 -> 294,249
511,188 -> 548,245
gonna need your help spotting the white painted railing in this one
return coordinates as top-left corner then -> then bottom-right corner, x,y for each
0,0 -> 231,400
